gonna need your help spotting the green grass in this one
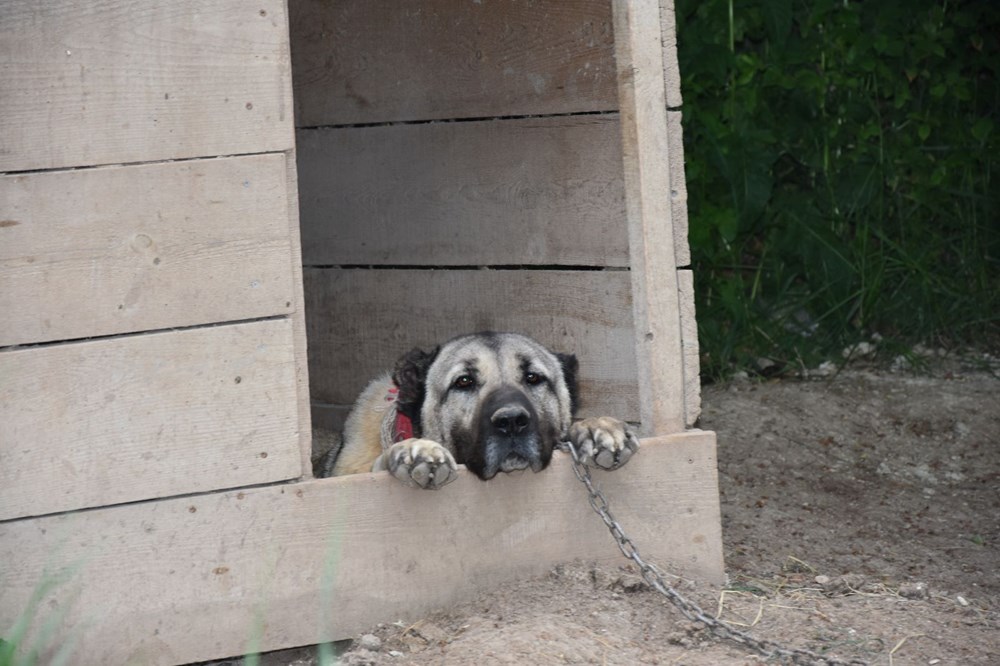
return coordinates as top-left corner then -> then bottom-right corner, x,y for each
1,563 -> 83,666
676,0 -> 999,379
2,511 -> 347,666
240,497 -> 347,666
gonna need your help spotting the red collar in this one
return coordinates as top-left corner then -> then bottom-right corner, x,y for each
386,386 -> 415,443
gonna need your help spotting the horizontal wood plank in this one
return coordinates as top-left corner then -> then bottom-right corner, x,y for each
297,116 -> 629,267
291,0 -> 619,126
0,0 -> 293,172
297,114 -> 689,267
0,431 -> 723,665
0,154 -> 295,347
291,0 -> 685,124
303,268 -> 640,420
310,403 -> 351,436
0,319 -> 302,520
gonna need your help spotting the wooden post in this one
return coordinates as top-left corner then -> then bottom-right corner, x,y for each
612,0 -> 687,435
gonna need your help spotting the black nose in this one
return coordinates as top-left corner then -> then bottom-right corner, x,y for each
491,405 -> 531,436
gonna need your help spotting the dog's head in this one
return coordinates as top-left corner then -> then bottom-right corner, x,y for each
392,332 -> 579,480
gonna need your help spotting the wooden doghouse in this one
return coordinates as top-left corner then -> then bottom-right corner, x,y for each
0,1 -> 722,663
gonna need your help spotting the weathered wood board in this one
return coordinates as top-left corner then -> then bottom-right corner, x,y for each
303,268 -> 640,420
0,0 -> 294,172
659,0 -> 684,108
0,319 -> 302,520
282,153 -> 316,478
613,0 -> 686,435
678,269 -> 701,426
291,0 -> 619,126
0,154 -> 295,347
297,115 -> 629,267
297,113 -> 690,268
291,0 -> 684,126
667,110 -> 691,267
0,431 -> 723,665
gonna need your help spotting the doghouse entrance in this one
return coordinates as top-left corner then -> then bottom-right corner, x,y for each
289,0 -> 701,443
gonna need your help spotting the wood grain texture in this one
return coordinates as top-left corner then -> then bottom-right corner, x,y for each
613,0 -> 686,435
303,268 -> 640,420
0,319 -> 302,520
283,151 -> 315,478
297,113 -> 691,268
0,0 -> 293,172
0,431 -> 723,665
291,0 -> 619,126
0,154 -> 295,347
678,270 -> 701,426
668,110 -> 691,267
660,0 -> 684,108
297,115 -> 629,267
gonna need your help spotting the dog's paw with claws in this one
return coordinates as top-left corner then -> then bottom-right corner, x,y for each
567,417 -> 639,470
379,438 -> 458,489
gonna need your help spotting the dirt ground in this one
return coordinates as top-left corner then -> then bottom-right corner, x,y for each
211,356 -> 999,666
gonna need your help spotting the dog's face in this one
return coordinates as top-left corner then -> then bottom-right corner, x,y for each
393,332 -> 579,480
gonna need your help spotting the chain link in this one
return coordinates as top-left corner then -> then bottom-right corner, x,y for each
562,441 -> 870,666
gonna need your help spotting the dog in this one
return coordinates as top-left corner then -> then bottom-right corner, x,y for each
319,332 -> 639,489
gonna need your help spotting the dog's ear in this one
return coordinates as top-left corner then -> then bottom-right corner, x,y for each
392,346 -> 440,419
556,352 -> 580,416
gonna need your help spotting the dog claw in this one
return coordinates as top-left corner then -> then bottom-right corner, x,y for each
386,438 -> 458,489
568,417 -> 639,470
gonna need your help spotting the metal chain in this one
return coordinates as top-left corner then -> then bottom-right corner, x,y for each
562,441 -> 870,666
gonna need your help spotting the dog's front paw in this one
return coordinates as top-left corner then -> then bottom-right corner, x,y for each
383,439 -> 458,489
568,417 -> 639,470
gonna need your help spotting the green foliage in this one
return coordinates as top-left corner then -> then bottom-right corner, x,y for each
676,0 -> 999,378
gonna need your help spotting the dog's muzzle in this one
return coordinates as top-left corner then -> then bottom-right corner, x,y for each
480,387 -> 544,476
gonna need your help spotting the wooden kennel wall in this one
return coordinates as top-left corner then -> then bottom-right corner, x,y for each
0,1 -> 722,664
295,0 -> 701,434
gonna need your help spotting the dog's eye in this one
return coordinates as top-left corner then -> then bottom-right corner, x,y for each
452,375 -> 475,390
524,372 -> 544,386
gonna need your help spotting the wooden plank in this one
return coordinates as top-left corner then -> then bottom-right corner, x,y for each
668,110 -> 691,267
0,154 -> 295,347
283,151 -> 315,478
0,0 -> 293,172
311,403 -> 350,436
660,0 -> 684,108
297,116 -> 629,267
272,0 -> 312,480
0,319 -> 302,520
678,270 -> 701,426
297,113 -> 690,268
290,0 -> 619,126
0,431 -> 723,665
303,268 -> 640,421
612,0 -> 686,435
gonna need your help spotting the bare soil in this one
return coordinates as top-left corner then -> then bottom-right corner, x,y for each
213,359 -> 1000,666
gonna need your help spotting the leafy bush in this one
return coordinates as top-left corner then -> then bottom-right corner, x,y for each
676,0 -> 999,378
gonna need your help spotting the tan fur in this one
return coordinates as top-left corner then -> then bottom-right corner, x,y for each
330,373 -> 393,476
